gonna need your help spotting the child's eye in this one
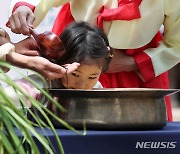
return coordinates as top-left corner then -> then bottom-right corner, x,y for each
89,77 -> 98,80
71,73 -> 79,77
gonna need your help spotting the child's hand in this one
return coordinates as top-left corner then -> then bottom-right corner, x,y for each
8,6 -> 34,35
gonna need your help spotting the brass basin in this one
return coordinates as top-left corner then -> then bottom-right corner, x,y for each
48,88 -> 179,130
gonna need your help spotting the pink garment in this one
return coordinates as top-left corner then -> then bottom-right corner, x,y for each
15,78 -> 41,107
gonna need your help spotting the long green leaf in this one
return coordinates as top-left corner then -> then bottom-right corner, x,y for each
0,107 -> 25,154
3,106 -> 54,154
0,131 -> 14,154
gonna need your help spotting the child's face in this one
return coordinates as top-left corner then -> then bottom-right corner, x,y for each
61,64 -> 102,89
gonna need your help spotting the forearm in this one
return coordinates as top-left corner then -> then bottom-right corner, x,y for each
6,51 -> 33,69
106,49 -> 139,73
124,55 -> 139,72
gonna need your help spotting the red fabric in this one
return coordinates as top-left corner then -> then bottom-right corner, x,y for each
133,52 -> 155,81
12,2 -> 35,13
52,3 -> 74,36
52,2 -> 172,121
6,2 -> 35,27
132,31 -> 162,81
97,0 -> 142,29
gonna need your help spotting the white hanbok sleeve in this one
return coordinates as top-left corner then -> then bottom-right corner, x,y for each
135,0 -> 180,80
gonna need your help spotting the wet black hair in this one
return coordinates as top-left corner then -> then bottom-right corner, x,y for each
57,21 -> 113,72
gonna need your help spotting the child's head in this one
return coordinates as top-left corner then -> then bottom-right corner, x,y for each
57,21 -> 113,89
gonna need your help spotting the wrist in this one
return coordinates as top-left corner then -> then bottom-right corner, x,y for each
127,56 -> 139,72
26,57 -> 36,70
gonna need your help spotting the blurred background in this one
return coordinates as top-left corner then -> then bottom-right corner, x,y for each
0,0 -> 179,121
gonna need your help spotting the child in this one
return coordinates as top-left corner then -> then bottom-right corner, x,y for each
51,21 -> 113,89
5,21 -> 113,106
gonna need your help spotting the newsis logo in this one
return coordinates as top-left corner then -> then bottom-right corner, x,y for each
135,141 -> 177,149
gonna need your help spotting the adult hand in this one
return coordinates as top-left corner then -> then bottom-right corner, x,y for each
28,56 -> 80,81
7,51 -> 80,81
8,6 -> 35,35
14,37 -> 39,56
106,49 -> 138,73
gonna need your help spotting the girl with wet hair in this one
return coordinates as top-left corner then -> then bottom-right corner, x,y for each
52,21 -> 113,89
